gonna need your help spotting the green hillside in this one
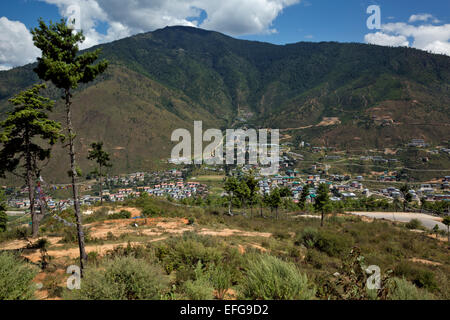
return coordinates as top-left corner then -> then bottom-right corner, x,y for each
0,26 -> 449,181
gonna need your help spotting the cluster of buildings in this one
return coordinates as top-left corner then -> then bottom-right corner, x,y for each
105,181 -> 207,202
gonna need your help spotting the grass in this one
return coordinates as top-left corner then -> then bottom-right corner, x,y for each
1,194 -> 449,300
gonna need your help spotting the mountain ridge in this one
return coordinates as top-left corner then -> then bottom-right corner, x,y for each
1,26 -> 449,181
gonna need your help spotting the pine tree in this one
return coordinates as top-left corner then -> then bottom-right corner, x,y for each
314,183 -> 331,227
243,172 -> 259,217
87,142 -> 112,205
0,84 -> 62,237
224,176 -> 239,215
299,185 -> 310,210
32,19 -> 108,272
0,190 -> 7,233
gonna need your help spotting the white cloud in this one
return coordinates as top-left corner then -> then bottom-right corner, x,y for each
409,13 -> 440,24
0,17 -> 41,71
40,0 -> 300,48
364,32 -> 409,47
364,15 -> 450,56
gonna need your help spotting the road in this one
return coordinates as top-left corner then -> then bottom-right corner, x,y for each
348,211 -> 447,231
6,211 -> 26,216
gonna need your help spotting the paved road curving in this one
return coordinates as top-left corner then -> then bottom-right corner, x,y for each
348,211 -> 447,231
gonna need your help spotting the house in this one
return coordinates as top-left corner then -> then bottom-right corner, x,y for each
408,139 -> 427,148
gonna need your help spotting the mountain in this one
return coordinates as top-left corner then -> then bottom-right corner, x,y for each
1,26 -> 449,182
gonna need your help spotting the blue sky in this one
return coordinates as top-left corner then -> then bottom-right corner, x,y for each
0,0 -> 449,70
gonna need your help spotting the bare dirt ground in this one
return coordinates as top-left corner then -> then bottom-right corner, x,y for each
410,258 -> 442,266
317,117 -> 341,127
280,117 -> 341,133
0,213 -> 273,262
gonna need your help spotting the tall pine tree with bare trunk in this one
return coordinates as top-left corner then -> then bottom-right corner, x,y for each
0,84 -> 62,238
32,19 -> 108,274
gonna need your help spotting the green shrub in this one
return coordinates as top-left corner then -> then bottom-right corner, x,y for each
0,226 -> 31,243
155,237 -> 222,274
0,210 -> 7,232
305,249 -> 328,269
142,205 -> 161,217
406,219 -> 423,230
182,278 -> 215,300
0,252 -> 38,300
389,277 -> 435,300
273,230 -> 291,240
295,227 -> 319,248
394,263 -> 438,291
109,210 -> 132,220
240,254 -> 316,300
64,256 -> 169,300
208,264 -> 233,300
180,262 -> 214,300
314,232 -> 352,257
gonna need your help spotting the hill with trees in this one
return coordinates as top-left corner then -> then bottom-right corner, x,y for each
1,26 -> 449,181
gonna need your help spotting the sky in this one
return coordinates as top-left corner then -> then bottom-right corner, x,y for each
0,0 -> 449,70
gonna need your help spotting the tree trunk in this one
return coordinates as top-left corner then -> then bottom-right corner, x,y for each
99,165 -> 103,205
27,172 -> 38,238
65,89 -> 87,275
321,210 -> 324,227
228,191 -> 233,215
24,131 -> 39,238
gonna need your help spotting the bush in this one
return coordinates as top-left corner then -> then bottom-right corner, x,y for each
389,277 -> 435,300
273,230 -> 291,240
180,262 -> 214,300
155,237 -> 222,274
394,263 -> 438,291
295,228 -> 351,257
240,254 -> 316,300
109,210 -> 131,220
208,264 -> 233,300
0,252 -> 38,300
305,249 -> 328,269
314,232 -> 349,257
182,278 -> 215,300
406,219 -> 423,230
61,227 -> 91,243
64,256 -> 169,300
295,227 -> 319,248
0,226 -> 31,243
0,210 -> 7,232
142,205 -> 161,217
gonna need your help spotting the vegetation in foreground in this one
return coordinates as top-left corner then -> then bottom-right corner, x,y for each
0,194 -> 448,300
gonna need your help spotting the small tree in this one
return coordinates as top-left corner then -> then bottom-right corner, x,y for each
314,183 -> 331,227
235,180 -> 251,210
0,84 -> 62,238
224,176 -> 239,215
443,216 -> 450,243
0,191 -> 7,232
420,197 -> 427,213
87,142 -> 112,205
299,185 -> 310,210
243,172 -> 259,217
269,188 -> 282,219
32,19 -> 108,272
400,184 -> 411,212
432,224 -> 440,239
